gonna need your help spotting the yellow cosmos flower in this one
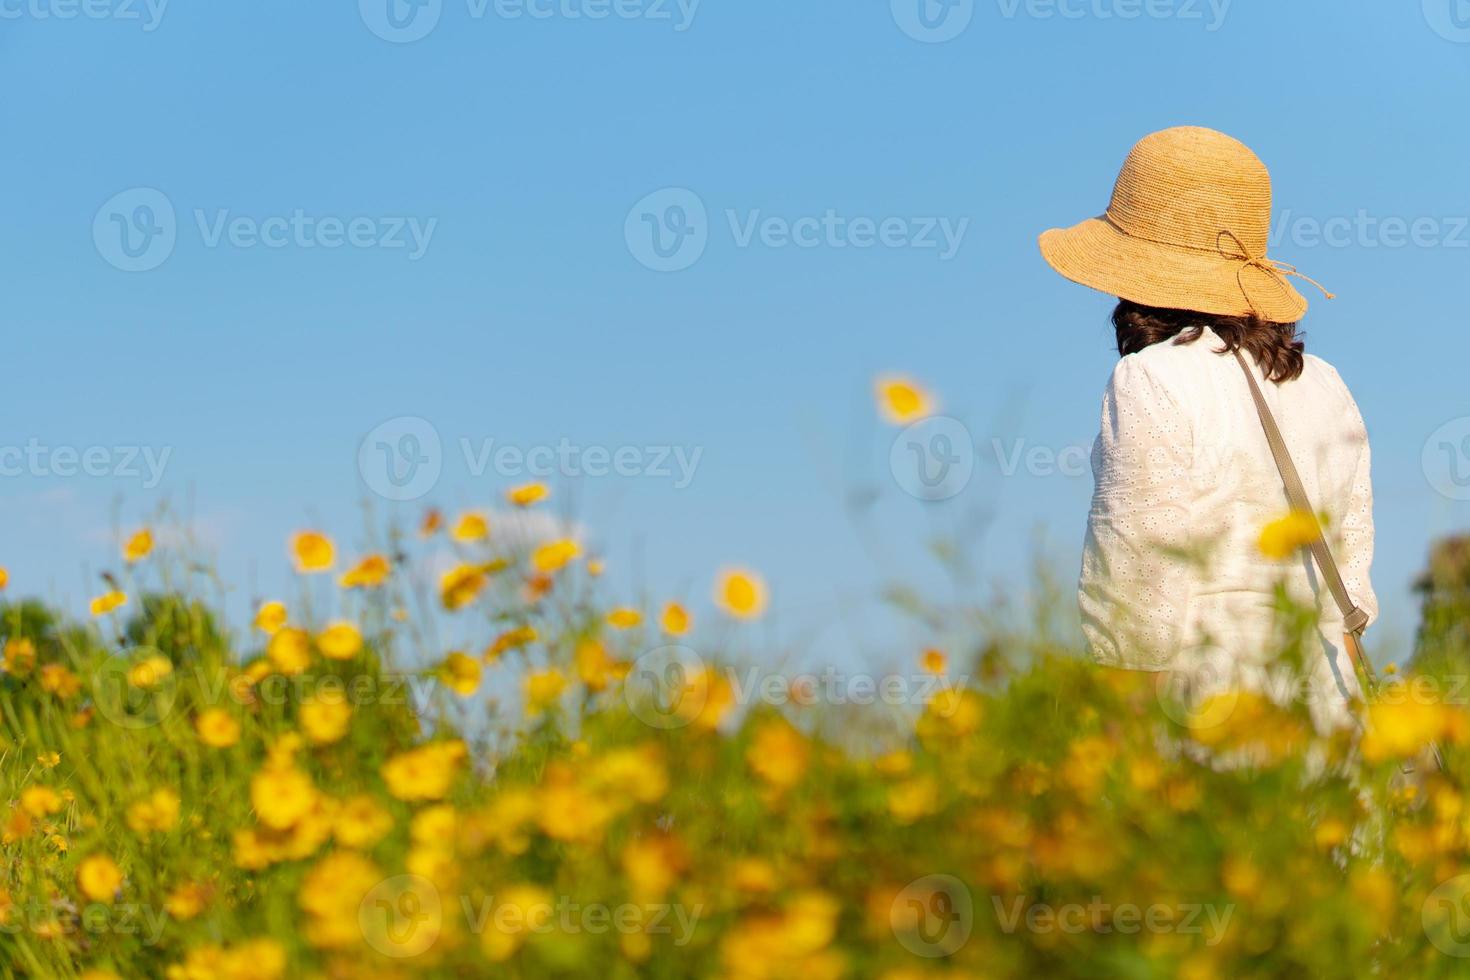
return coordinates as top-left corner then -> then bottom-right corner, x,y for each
299,698 -> 353,746
339,554 -> 390,589
77,854 -> 123,904
89,590 -> 128,617
123,528 -> 153,563
334,795 -> 393,849
267,628 -> 312,675
439,652 -> 481,696
299,851 -> 384,950
316,621 -> 363,660
253,600 -> 287,635
525,668 -> 568,715
1258,510 -> 1322,560
481,884 -> 554,962
661,601 -> 692,636
531,538 -> 580,574
607,607 -> 643,630
39,664 -> 81,699
37,751 -> 61,769
874,374 -> 936,424
20,785 -> 63,818
251,764 -> 318,830
195,708 -> 241,748
0,567 -> 7,590
920,648 -> 947,674
381,741 -> 466,802
1362,695 -> 1452,763
714,568 -> 768,620
127,654 -> 173,689
485,625 -> 538,663
451,511 -> 490,542
576,640 -> 623,693
505,482 -> 550,507
747,720 -> 809,790
126,788 -> 180,834
290,531 -> 335,573
164,882 -> 210,921
3,638 -> 36,677
440,563 -> 489,610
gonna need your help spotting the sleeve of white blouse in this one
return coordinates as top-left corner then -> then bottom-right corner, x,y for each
1078,356 -> 1196,670
1335,388 -> 1377,627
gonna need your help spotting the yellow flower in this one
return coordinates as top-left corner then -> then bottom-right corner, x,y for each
126,788 -> 180,833
748,720 -> 809,790
253,600 -> 287,635
77,854 -> 123,904
267,628 -> 312,675
164,881 -> 210,921
485,625 -> 538,662
920,648 -> 947,674
607,607 -> 643,629
1362,695 -> 1451,762
251,765 -> 318,830
887,775 -> 941,824
195,709 -> 241,748
917,687 -> 983,739
89,590 -> 128,617
290,531 -> 335,573
419,507 -> 444,537
452,511 -> 490,542
299,697 -> 353,745
586,558 -> 605,577
481,884 -> 554,962
441,563 -> 489,610
661,601 -> 692,636
339,553 -> 390,589
299,851 -> 384,950
127,654 -> 173,689
37,751 -> 61,769
576,641 -> 623,693
316,621 -> 363,660
0,567 -> 7,589
381,741 -> 466,802
531,538 -> 580,574
525,668 -> 568,715
123,528 -> 153,563
20,785 -> 63,818
334,795 -> 393,849
1257,510 -> 1321,560
439,652 -> 482,696
39,664 -> 81,699
714,568 -> 768,620
874,374 -> 936,424
506,482 -> 550,507
3,638 -> 36,677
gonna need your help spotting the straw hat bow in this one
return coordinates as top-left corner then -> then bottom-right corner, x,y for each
1039,126 -> 1333,323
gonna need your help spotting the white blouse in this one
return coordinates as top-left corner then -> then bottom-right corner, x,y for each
1079,326 -> 1376,728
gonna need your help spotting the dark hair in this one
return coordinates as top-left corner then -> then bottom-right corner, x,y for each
1111,300 -> 1305,383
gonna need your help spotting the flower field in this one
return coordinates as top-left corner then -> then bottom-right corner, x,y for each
2,384 -> 1469,978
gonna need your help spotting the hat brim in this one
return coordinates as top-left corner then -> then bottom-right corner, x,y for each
1039,216 -> 1308,324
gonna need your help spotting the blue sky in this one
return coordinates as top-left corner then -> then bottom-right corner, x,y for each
2,0 -> 1468,669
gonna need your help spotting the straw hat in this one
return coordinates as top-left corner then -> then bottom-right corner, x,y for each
1039,126 -> 1333,323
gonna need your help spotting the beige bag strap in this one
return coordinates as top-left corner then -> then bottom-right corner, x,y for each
1232,349 -> 1371,637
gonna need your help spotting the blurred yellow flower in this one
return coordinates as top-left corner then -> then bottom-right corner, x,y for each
381,741 -> 465,802
481,884 -> 554,962
920,648 -> 946,674
440,651 -> 482,696
748,720 -> 809,790
586,558 -> 606,577
532,538 -> 580,574
339,553 -> 390,589
1257,510 -> 1321,560
0,567 -> 7,589
253,600 -> 287,635
1362,695 -> 1451,762
90,590 -> 128,617
127,654 -> 173,689
525,668 -> 568,715
77,854 -> 123,904
20,785 -> 63,818
123,528 -> 153,563
290,531 -> 335,573
267,628 -> 312,675
251,764 -> 318,830
37,751 -> 61,769
441,563 -> 489,610
39,664 -> 81,699
334,795 -> 393,849
419,507 -> 444,537
506,482 -> 550,507
164,882 -> 210,921
300,698 -> 352,745
195,709 -> 241,748
715,568 -> 768,620
126,788 -> 180,834
315,621 -> 362,660
452,511 -> 490,542
576,640 -> 622,693
299,851 -> 383,950
607,607 -> 643,629
661,601 -> 692,636
3,638 -> 36,677
485,625 -> 538,662
874,374 -> 935,424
